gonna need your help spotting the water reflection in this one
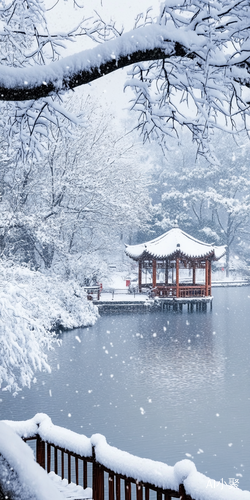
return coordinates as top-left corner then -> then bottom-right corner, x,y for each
0,287 -> 249,490
133,313 -> 225,400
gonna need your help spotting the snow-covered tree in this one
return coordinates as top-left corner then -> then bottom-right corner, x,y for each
1,1 -> 250,157
153,133 -> 250,276
0,261 -> 97,394
0,100 -> 151,281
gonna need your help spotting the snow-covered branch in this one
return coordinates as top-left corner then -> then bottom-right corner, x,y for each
0,25 -> 198,101
2,0 -> 250,158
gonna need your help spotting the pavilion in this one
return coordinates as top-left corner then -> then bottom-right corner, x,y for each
125,226 -> 226,298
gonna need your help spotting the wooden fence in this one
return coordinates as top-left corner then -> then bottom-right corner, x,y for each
23,435 -> 193,500
153,285 -> 211,298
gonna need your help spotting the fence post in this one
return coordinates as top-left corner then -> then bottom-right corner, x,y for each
125,479 -> 131,500
36,435 -> 45,469
109,473 -> 115,500
92,446 -> 104,500
179,484 -> 187,500
136,482 -> 143,500
116,475 -> 121,500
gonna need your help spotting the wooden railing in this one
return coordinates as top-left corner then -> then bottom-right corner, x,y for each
23,435 -> 193,500
153,285 -> 211,298
178,286 -> 211,298
24,435 -> 91,489
153,286 -> 177,298
84,285 -> 101,301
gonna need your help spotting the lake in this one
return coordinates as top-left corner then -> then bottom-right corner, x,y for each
1,287 -> 250,490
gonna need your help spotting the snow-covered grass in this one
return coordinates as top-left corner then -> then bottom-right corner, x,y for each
0,261 -> 98,395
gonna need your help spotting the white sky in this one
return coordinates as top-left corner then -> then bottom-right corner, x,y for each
46,0 -> 162,119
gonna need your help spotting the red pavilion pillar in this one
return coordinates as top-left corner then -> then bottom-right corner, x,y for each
176,258 -> 180,297
152,259 -> 157,288
165,260 -> 169,285
208,260 -> 212,295
205,260 -> 209,296
138,261 -> 142,293
192,266 -> 196,285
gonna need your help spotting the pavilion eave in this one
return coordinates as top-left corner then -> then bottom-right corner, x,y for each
125,248 -> 221,262
125,227 -> 226,262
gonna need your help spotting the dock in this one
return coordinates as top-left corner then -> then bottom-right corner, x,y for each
93,290 -> 154,312
93,290 -> 213,312
91,278 -> 250,313
155,296 -> 213,311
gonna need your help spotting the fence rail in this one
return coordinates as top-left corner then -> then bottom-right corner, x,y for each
23,436 -> 193,500
153,285 -> 211,298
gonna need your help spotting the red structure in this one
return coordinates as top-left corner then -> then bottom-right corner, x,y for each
125,227 -> 226,298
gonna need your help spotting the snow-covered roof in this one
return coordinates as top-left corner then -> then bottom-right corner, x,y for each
125,228 -> 226,261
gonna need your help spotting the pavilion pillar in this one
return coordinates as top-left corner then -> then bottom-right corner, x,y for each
152,259 -> 157,288
138,260 -> 142,293
165,260 -> 169,285
138,261 -> 142,293
208,260 -> 212,294
205,260 -> 209,296
192,266 -> 196,285
176,258 -> 179,297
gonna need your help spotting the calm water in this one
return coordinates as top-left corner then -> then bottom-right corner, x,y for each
1,287 -> 250,490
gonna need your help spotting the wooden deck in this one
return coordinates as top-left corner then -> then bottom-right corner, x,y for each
93,289 -> 213,312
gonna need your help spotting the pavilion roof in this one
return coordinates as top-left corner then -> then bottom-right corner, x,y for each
125,227 -> 226,261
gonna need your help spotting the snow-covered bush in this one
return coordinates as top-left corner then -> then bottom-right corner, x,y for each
0,261 -> 98,395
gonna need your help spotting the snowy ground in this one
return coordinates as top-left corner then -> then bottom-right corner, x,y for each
98,292 -> 150,302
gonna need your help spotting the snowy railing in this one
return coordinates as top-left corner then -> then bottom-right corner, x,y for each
24,434 -> 90,488
3,414 -> 250,500
25,436 -> 185,500
178,286 -> 211,298
153,285 -> 211,298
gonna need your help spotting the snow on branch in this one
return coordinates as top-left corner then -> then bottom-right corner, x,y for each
0,25 -> 200,101
2,0 -> 250,159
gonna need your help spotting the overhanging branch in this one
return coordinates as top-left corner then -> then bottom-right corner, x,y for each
0,40 -> 195,102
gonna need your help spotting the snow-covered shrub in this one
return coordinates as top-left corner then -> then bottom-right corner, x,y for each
0,261 -> 98,395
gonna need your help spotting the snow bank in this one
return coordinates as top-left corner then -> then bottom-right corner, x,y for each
49,472 -> 92,499
0,421 -> 64,500
0,262 -> 98,394
3,414 -> 250,500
